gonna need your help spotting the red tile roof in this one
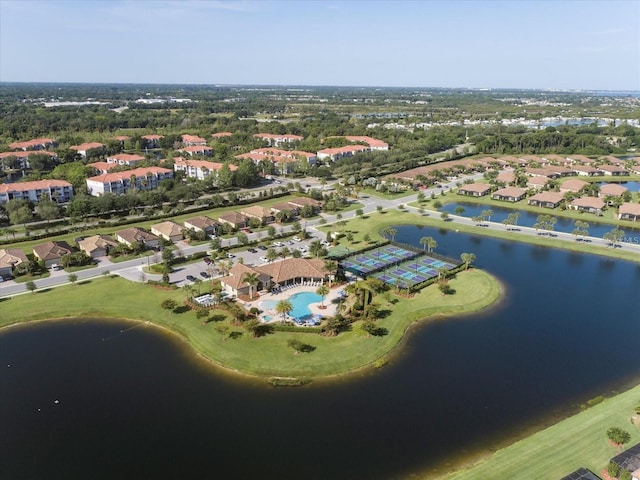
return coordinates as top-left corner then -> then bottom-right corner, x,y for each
173,158 -> 236,170
0,179 -> 72,193
458,183 -> 492,194
8,138 -> 56,150
619,202 -> 640,216
212,132 -> 233,138
570,196 -> 605,210
70,142 -> 105,151
254,133 -> 304,141
0,150 -> 57,159
87,166 -> 172,183
599,183 -> 628,196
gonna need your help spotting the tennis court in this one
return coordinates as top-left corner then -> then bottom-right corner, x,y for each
341,245 -> 458,288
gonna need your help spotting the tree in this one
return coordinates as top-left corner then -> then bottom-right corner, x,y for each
161,298 -> 178,314
287,338 -> 304,354
237,232 -> 248,246
68,273 -> 78,285
37,199 -> 61,224
603,228 -> 625,248
572,220 -> 590,240
440,211 -> 450,221
533,214 -> 557,235
266,247 -> 278,263
25,280 -> 37,294
275,299 -> 293,321
309,240 -> 326,258
502,211 -> 521,231
361,320 -> 377,337
460,252 -> 476,270
242,272 -> 260,300
8,204 -> 32,227
606,426 -> 631,447
420,236 -> 437,253
454,206 -> 465,215
215,324 -> 230,341
316,284 -> 329,307
481,209 -> 494,222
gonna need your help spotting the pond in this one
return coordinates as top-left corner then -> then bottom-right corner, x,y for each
441,201 -> 640,239
1,228 -> 640,479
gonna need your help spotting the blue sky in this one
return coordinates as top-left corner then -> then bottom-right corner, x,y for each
1,0 -> 638,90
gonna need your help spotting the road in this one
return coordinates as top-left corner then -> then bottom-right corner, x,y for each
2,172 -> 639,297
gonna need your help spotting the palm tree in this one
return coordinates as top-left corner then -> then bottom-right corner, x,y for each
242,272 -> 260,300
460,252 -> 476,270
323,260 -> 337,286
309,240 -> 325,258
275,299 -> 293,322
266,247 -> 278,263
316,284 -> 329,308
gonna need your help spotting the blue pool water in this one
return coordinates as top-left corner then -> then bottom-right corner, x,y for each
260,291 -> 322,319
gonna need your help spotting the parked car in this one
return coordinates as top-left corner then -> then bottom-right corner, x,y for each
292,236 -> 301,242
247,248 -> 257,253
203,257 -> 212,265
226,253 -> 235,258
200,271 -> 210,279
259,256 -> 268,263
297,246 -> 308,252
257,245 -> 267,251
186,275 -> 196,282
271,241 -> 284,247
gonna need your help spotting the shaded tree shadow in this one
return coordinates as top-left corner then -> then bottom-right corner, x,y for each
300,344 -> 316,353
205,314 -> 227,324
174,305 -> 191,314
253,324 -> 274,337
377,309 -> 393,319
229,331 -> 243,340
372,327 -> 388,337
78,280 -> 92,285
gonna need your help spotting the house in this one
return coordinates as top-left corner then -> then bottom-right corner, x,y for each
0,150 -> 58,170
559,179 -> 589,194
173,158 -> 235,180
528,191 -> 565,208
218,211 -> 249,230
240,205 -> 274,225
86,167 -> 173,196
599,155 -> 626,166
114,135 -> 130,143
568,197 -> 605,214
184,216 -> 219,235
78,234 -> 118,258
151,221 -> 184,242
236,148 -> 317,175
567,155 -> 594,165
271,201 -> 298,217
106,153 -> 146,166
541,154 -> 569,165
70,142 -> 105,158
496,171 -> 516,184
498,155 -> 528,167
599,183 -> 628,198
141,134 -> 164,148
288,197 -> 322,212
559,467 -> 601,480
115,227 -> 160,249
491,187 -> 527,202
211,132 -> 233,138
597,164 -> 627,176
0,179 -> 73,205
181,134 -> 207,146
457,183 -> 492,197
177,145 -> 214,157
33,241 -> 73,268
526,176 -> 550,190
89,161 -> 118,174
317,145 -> 369,161
572,165 -> 600,176
610,442 -> 640,480
619,202 -> 640,221
525,167 -> 561,179
0,248 -> 28,278
344,135 -> 389,150
253,133 -> 304,146
219,263 -> 272,298
9,137 -> 57,151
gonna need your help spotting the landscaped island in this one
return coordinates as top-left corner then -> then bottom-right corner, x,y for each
0,266 -> 500,380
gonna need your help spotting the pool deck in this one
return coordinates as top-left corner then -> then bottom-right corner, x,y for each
244,283 -> 342,323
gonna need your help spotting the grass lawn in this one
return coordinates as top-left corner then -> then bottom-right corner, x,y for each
438,383 -> 640,480
0,268 -> 500,379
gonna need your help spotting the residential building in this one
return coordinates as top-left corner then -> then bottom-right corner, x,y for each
86,167 -> 173,196
89,161 -> 118,174
78,234 -> 118,258
491,187 -> 527,202
33,241 -> 73,268
253,133 -> 304,146
559,179 -> 589,194
559,467 -> 601,480
528,191 -> 565,208
8,138 -> 57,151
236,148 -> 317,174
566,155 -> 594,164
70,142 -> 105,158
609,442 -> 640,480
457,183 -> 492,197
526,176 -> 549,190
0,179 -> 73,204
212,132 -> 233,138
572,165 -> 600,176
568,197 -> 605,214
287,197 -> 322,212
151,221 -> 184,242
177,145 -> 214,157
219,263 -> 272,298
115,227 -> 160,249
344,135 -> 389,150
181,134 -> 207,146
0,248 -> 28,278
183,216 -> 219,235
173,158 -> 236,180
619,203 -> 640,221
106,153 -> 146,165
218,211 -> 248,229
240,205 -> 274,225
496,171 -> 516,184
599,183 -> 628,198
317,145 -> 369,161
597,164 -> 627,176
141,134 -> 164,148
0,150 -> 58,170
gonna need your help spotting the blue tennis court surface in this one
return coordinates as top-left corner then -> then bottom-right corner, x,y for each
341,244 -> 458,288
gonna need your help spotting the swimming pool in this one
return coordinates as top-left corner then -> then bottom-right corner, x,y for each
260,291 -> 322,320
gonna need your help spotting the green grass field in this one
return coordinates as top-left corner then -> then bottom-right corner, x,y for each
438,384 -> 640,479
0,267 -> 500,378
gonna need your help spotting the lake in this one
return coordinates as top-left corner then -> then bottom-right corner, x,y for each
1,227 -> 640,480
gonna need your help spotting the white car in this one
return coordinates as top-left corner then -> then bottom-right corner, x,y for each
259,256 -> 269,263
271,241 -> 283,247
292,236 -> 301,242
297,245 -> 308,252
